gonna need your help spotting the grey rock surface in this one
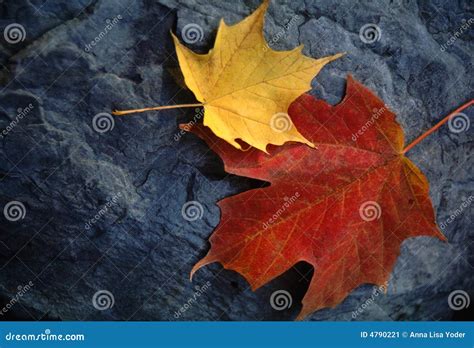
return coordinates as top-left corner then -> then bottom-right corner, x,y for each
0,0 -> 472,321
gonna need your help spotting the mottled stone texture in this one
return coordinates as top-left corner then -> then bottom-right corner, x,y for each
0,0 -> 472,321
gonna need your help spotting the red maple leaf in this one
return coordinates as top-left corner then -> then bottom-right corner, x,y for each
184,76 -> 446,319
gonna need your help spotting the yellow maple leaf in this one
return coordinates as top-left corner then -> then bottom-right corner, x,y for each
172,0 -> 342,152
114,0 -> 343,152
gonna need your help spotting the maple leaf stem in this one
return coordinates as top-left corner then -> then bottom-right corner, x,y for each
112,103 -> 204,116
402,99 -> 473,154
